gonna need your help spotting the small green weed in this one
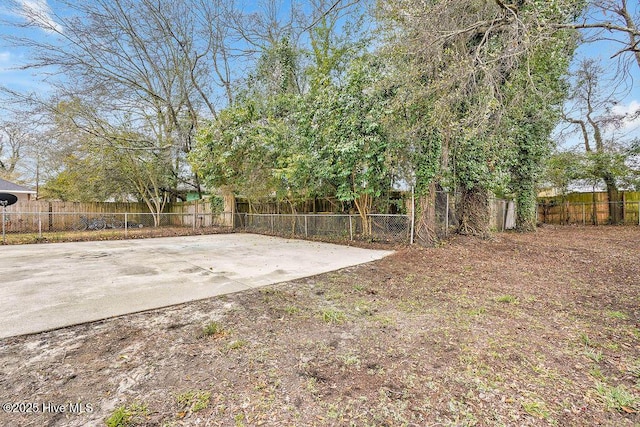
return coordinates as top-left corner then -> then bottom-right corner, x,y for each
354,303 -> 373,316
176,390 -> 211,413
584,348 -> 604,363
467,307 -> 486,316
603,342 -> 620,351
607,310 -> 629,320
340,353 -> 361,367
320,308 -> 346,324
495,295 -> 518,304
284,305 -> 299,315
227,339 -> 248,350
404,273 -> 416,283
106,407 -> 130,427
306,377 -> 319,394
522,400 -> 550,419
105,402 -> 148,427
200,321 -> 227,338
234,412 -> 245,427
579,333 -> 592,346
589,366 -> 605,381
595,382 -> 639,412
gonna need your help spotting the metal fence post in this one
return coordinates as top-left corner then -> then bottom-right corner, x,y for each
349,215 -> 353,241
445,192 -> 449,237
1,205 -> 6,244
582,203 -> 585,225
502,200 -> 507,232
410,187 -> 415,244
304,215 -> 308,237
124,212 -> 128,239
38,207 -> 42,239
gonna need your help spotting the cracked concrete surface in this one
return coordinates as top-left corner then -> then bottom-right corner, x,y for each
0,233 -> 393,338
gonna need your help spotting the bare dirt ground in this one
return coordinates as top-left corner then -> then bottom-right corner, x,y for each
0,226 -> 638,426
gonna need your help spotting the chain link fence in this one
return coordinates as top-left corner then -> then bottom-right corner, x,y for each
2,197 -> 523,245
235,213 -> 411,243
0,208 -> 410,243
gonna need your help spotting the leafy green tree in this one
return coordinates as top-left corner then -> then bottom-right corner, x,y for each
192,50 -> 394,232
543,151 -> 585,196
39,152 -> 131,202
192,4 -> 385,221
190,35 -> 307,209
190,97 -> 299,206
300,55 -> 392,233
37,99 -> 174,224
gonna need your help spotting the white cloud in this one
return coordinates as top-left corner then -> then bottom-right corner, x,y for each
17,0 -> 63,33
611,100 -> 640,131
0,51 -> 13,72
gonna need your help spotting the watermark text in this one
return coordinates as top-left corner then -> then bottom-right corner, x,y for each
2,402 -> 93,414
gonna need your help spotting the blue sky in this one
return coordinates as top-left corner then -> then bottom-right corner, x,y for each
564,1 -> 640,146
1,0 -> 639,136
0,0 -> 63,92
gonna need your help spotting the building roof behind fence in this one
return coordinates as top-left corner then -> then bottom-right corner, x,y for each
0,178 -> 36,194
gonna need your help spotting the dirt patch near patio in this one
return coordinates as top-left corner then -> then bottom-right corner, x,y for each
1,226 -> 638,426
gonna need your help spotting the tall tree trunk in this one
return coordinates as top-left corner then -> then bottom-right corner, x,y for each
415,182 -> 438,246
604,175 -> 621,224
515,182 -> 538,232
591,190 -> 598,225
457,185 -> 490,238
353,193 -> 372,236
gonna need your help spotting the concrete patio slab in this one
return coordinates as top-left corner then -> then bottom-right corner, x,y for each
0,233 -> 393,338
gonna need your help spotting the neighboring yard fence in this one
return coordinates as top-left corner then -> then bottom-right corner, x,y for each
538,191 -> 640,225
1,200 -> 234,240
1,196 -> 518,244
537,200 -> 640,225
1,210 -> 235,235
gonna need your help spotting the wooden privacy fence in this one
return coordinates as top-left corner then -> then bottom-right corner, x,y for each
2,200 -> 233,233
2,201 -> 148,232
537,200 -> 640,225
538,192 -> 640,225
